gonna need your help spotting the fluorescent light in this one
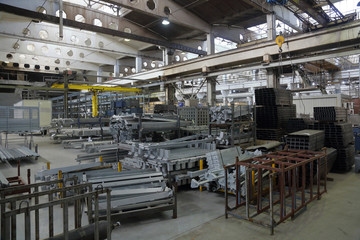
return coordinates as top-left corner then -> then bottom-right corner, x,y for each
162,18 -> 170,25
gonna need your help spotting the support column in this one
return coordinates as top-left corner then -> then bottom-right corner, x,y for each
206,31 -> 215,55
163,48 -> 170,66
135,56 -> 142,73
266,69 -> 279,88
165,84 -> 175,105
97,67 -> 102,83
63,71 -> 69,118
206,76 -> 217,106
114,59 -> 120,77
267,13 -> 276,41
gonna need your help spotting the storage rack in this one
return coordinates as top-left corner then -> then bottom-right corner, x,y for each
51,93 -> 149,119
208,104 -> 255,147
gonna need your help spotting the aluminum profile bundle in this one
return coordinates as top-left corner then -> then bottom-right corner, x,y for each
256,105 -> 296,129
122,135 -> 215,185
314,107 -> 347,122
209,105 -> 251,124
0,146 -> 39,162
110,114 -> 191,142
309,122 -> 353,148
255,88 -> 293,106
287,118 -> 314,133
332,144 -> 355,172
189,146 -> 262,193
286,130 -> 325,151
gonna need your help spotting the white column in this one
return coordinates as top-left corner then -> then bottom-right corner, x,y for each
206,31 -> 215,55
114,59 -> 120,77
163,48 -> 170,66
266,69 -> 278,88
267,13 -> 276,41
97,67 -> 102,83
136,56 -> 142,73
206,76 -> 216,106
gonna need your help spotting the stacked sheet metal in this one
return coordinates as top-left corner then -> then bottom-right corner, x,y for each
314,107 -> 347,122
0,146 -> 39,162
286,130 -> 325,151
255,88 -> 293,106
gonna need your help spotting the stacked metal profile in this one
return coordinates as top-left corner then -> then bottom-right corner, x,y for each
188,146 -> 262,192
75,144 -> 130,163
255,88 -> 293,106
177,107 -> 209,125
255,88 -> 295,140
311,107 -> 354,172
309,122 -> 353,148
122,135 -> 215,185
0,146 -> 39,162
209,105 -> 251,124
287,118 -> 314,133
314,107 -> 347,122
286,130 -> 325,151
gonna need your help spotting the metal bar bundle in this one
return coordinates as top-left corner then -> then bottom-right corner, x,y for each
314,107 -> 347,122
224,149 -> 327,235
178,106 -> 209,126
255,88 -> 293,106
0,146 -> 39,162
286,130 -> 325,151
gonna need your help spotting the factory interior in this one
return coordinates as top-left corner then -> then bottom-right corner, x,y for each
0,0 -> 360,239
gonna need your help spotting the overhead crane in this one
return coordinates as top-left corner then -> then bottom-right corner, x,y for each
51,83 -> 140,117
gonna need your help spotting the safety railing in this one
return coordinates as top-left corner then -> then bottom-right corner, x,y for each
0,176 -> 112,240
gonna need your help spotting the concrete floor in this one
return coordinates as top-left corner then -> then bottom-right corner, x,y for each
1,134 -> 360,240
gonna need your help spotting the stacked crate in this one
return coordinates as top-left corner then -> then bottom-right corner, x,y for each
310,107 -> 354,172
255,88 -> 296,140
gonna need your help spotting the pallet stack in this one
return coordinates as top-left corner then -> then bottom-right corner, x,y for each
310,107 -> 354,172
255,88 -> 296,140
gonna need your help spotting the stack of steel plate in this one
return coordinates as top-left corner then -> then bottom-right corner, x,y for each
287,118 -> 314,133
332,144 -> 355,172
286,130 -> 325,151
255,88 -> 293,106
256,105 -> 296,129
309,122 -> 353,148
314,107 -> 347,122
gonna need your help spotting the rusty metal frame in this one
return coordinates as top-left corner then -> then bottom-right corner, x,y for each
224,149 -> 327,235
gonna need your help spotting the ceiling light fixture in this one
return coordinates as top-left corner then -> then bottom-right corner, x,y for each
162,18 -> 170,25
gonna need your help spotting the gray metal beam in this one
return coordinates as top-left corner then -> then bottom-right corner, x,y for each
114,20 -> 360,81
0,3 -> 207,56
289,0 -> 329,25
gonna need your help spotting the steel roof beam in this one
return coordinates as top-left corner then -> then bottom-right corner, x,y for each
100,0 -> 211,33
0,3 -> 207,56
113,20 -> 360,81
